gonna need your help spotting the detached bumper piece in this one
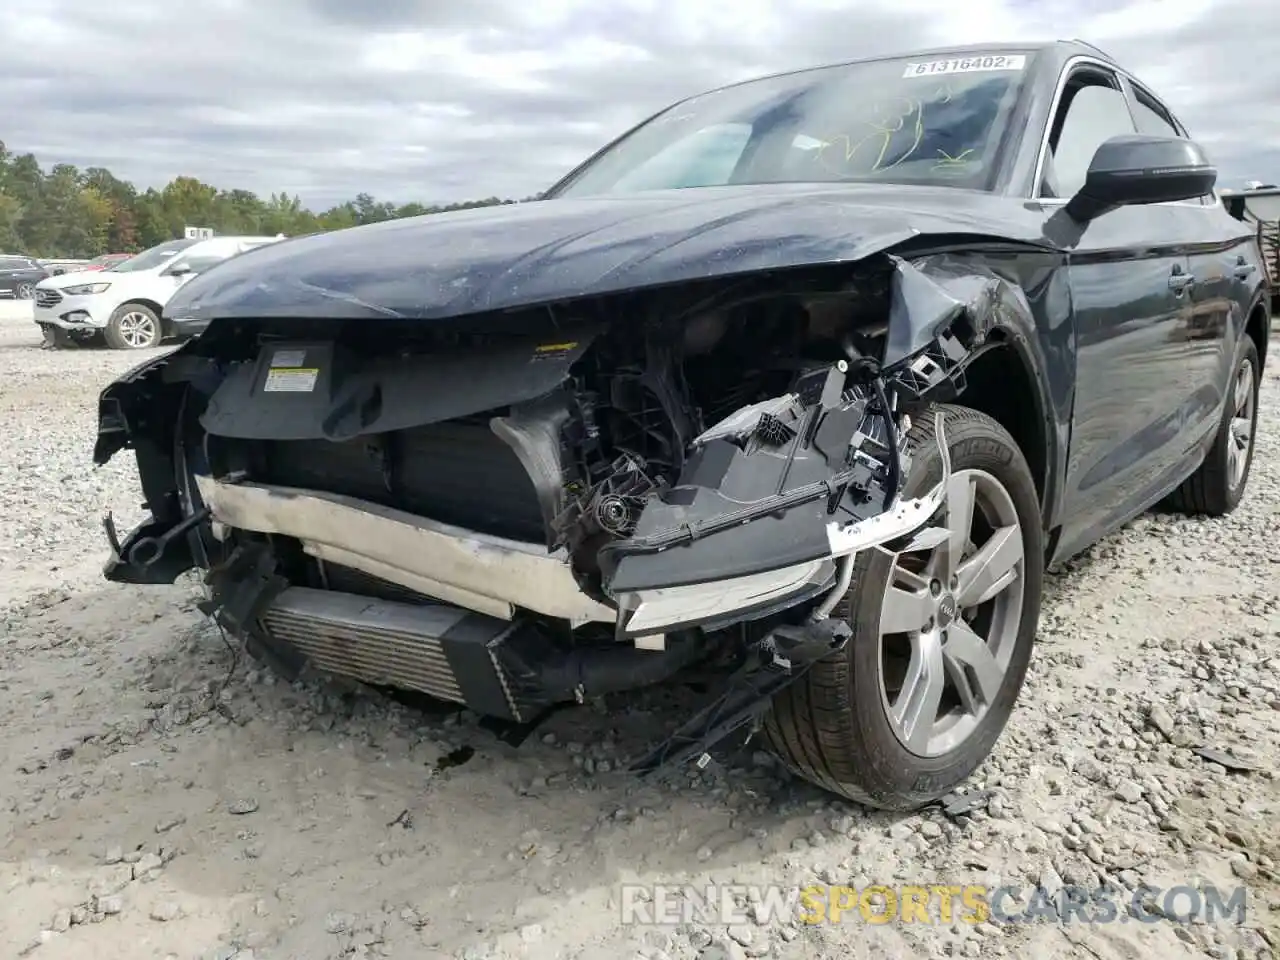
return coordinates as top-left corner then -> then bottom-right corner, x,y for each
102,508 -> 207,585
631,617 -> 852,775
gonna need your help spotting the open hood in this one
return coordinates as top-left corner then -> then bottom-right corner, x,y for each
164,183 -> 1053,323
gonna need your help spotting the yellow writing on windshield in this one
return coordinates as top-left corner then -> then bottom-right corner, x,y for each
814,97 -> 925,175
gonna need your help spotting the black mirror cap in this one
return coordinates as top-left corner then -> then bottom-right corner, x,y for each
1066,134 -> 1217,222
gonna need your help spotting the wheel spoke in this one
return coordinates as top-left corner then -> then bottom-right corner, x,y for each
1230,417 -> 1251,447
1234,367 -> 1251,413
942,471 -> 976,580
942,622 -> 1004,713
954,525 -> 1022,608
878,466 -> 1027,759
890,633 -> 946,753
880,581 -> 934,635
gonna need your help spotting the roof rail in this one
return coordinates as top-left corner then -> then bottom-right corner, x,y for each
1066,38 -> 1116,62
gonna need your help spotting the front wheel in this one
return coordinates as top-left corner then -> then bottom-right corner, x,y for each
763,405 -> 1045,810
104,303 -> 161,350
15,282 -> 34,299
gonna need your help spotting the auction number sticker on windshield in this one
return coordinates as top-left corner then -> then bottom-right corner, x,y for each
902,54 -> 1026,78
264,366 -> 318,392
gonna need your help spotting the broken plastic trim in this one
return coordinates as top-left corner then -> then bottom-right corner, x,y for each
826,410 -> 950,555
616,558 -> 834,638
613,412 -> 950,636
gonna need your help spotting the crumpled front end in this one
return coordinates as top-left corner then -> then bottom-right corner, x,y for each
93,252 -> 1015,744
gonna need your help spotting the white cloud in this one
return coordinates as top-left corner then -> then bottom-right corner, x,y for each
0,0 -> 1273,205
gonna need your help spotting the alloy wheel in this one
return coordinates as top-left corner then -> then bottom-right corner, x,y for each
1227,357 -> 1255,491
16,282 -> 34,299
877,467 -> 1026,758
118,311 -> 157,348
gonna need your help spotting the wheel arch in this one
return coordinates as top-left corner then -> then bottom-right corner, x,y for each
885,248 -> 1067,534
1244,298 -> 1269,373
115,298 -> 167,322
951,334 -> 1053,522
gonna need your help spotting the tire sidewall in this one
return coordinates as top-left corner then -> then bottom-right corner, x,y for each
1219,337 -> 1261,510
106,303 -> 161,350
842,406 -> 1044,803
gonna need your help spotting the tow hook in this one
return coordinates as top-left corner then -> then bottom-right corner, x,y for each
124,507 -> 212,569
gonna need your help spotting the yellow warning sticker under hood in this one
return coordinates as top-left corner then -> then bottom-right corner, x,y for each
263,367 -> 319,392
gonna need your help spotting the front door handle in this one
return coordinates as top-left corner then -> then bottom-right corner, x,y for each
1169,270 -> 1195,292
1234,262 -> 1257,279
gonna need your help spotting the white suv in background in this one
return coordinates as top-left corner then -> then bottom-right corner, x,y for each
33,234 -> 286,350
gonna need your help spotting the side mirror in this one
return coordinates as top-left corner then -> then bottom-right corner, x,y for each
1065,134 -> 1217,223
164,261 -> 193,277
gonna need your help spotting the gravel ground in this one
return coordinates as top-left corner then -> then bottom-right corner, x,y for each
0,303 -> 1277,960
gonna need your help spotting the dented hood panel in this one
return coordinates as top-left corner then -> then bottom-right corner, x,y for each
165,183 -> 1053,322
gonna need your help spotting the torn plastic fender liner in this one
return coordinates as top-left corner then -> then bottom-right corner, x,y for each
93,346 -> 192,466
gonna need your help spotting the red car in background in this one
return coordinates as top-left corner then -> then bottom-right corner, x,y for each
80,253 -> 132,272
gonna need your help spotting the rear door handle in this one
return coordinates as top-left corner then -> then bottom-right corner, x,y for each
1234,263 -> 1257,279
1169,271 -> 1195,291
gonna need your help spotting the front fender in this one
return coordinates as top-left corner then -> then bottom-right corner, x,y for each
887,253 -> 1063,529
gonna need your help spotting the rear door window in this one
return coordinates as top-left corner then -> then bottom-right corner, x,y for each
1127,82 -> 1182,138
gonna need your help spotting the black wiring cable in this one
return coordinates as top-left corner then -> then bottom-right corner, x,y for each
871,375 -> 901,511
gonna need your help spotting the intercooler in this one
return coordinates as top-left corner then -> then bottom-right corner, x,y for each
256,584 -> 546,722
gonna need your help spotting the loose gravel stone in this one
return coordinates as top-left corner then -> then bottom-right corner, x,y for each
149,901 -> 181,922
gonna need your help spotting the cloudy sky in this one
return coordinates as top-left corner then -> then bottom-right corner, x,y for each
2,0 -> 1276,207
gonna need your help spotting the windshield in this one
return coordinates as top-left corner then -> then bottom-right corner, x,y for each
551,52 -> 1034,198
110,239 -> 200,273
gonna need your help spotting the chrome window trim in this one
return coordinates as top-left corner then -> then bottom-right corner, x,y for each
1029,54 -> 1220,209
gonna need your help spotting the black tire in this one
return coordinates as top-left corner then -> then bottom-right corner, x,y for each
103,303 -> 161,350
762,404 -> 1045,810
1163,337 -> 1260,516
16,282 -> 34,299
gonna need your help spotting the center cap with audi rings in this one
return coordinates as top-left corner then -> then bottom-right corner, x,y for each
937,593 -> 959,628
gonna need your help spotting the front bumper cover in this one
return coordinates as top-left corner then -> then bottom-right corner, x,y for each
33,296 -> 111,331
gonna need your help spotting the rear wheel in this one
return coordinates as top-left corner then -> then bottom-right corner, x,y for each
763,405 -> 1044,810
15,282 -> 34,299
104,303 -> 161,350
1163,337 -> 1259,516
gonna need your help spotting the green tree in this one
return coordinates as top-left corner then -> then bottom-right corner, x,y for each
0,144 -> 521,258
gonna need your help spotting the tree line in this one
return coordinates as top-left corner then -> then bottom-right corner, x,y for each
0,140 -> 535,259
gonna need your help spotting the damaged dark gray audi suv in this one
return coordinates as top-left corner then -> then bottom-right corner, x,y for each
93,40 -> 1269,810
